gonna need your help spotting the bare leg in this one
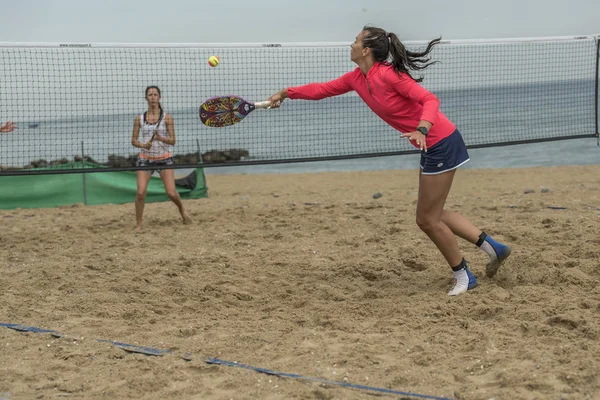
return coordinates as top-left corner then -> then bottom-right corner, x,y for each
160,169 -> 192,225
441,210 -> 482,244
416,169 -> 480,295
441,205 -> 511,278
416,169 -> 463,267
135,170 -> 153,232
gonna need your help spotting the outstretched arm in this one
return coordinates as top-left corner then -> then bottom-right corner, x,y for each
268,72 -> 354,107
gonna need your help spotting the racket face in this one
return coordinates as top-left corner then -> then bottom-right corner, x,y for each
199,96 -> 256,127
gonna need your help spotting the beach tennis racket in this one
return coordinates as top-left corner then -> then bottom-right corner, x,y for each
199,95 -> 271,127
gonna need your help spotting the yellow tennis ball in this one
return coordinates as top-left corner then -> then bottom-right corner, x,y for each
208,55 -> 220,67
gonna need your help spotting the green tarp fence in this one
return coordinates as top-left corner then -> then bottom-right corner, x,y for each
0,162 -> 207,210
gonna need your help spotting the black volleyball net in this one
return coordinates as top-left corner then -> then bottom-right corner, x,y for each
0,34 -> 598,175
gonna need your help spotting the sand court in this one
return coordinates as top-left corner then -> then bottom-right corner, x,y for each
1,165 -> 599,399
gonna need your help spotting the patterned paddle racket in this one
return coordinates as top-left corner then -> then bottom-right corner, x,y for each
199,95 -> 271,127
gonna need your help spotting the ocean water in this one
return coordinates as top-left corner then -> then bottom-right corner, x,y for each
0,79 -> 595,169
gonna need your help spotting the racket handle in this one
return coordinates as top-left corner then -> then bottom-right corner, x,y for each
253,101 -> 272,109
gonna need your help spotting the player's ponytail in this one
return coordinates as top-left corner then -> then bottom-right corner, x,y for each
157,102 -> 164,124
362,25 -> 441,83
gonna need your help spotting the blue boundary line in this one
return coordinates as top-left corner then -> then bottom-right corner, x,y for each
206,357 -> 453,400
0,322 -> 453,400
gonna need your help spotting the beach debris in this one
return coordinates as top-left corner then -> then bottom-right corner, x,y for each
372,192 -> 383,199
541,187 -> 552,193
524,189 -> 535,194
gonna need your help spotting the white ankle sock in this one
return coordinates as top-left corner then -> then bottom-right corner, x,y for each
480,240 -> 497,261
448,268 -> 469,296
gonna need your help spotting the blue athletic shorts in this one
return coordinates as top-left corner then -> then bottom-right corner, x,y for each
420,129 -> 470,175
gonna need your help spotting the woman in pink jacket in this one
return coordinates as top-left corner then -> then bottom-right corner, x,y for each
268,26 -> 511,296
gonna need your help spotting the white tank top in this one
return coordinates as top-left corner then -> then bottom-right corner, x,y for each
139,111 -> 172,160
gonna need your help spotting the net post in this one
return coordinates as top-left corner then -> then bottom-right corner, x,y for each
81,140 -> 88,205
595,36 -> 600,145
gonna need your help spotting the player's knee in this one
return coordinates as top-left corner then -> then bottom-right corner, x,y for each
166,190 -> 179,200
415,212 -> 436,233
136,190 -> 147,201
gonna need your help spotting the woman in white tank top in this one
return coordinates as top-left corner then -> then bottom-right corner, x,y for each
131,86 -> 192,232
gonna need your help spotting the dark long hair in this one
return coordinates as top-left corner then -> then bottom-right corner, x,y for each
145,85 -> 164,123
361,25 -> 441,82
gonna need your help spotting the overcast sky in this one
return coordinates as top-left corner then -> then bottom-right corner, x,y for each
0,0 -> 598,43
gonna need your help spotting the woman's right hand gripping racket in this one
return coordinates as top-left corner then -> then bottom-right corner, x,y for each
199,95 -> 271,127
